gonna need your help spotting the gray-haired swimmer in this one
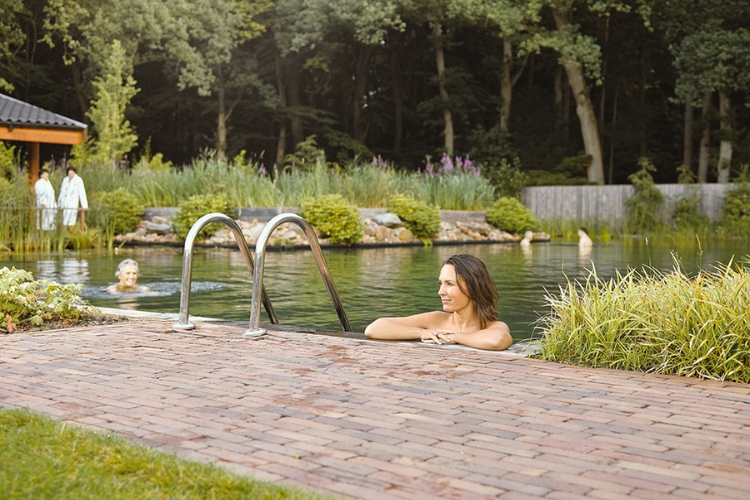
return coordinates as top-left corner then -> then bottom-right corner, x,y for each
106,259 -> 153,294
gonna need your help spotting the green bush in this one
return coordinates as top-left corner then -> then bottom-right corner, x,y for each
388,193 -> 441,240
671,192 -> 710,231
91,187 -> 144,236
0,141 -> 19,181
299,194 -> 363,245
172,193 -> 234,239
483,157 -> 528,198
625,157 -> 665,233
718,166 -> 750,237
0,267 -> 96,331
486,197 -> 538,234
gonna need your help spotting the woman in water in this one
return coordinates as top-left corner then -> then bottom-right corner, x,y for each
106,259 -> 151,294
365,254 -> 512,351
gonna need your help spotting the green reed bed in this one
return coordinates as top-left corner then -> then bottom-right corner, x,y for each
0,407 -> 333,500
537,256 -> 750,383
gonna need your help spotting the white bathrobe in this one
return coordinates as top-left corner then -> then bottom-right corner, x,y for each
34,178 -> 57,230
58,174 -> 88,226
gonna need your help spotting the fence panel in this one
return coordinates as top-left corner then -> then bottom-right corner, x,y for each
521,184 -> 733,226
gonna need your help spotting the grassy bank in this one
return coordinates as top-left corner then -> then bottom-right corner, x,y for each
0,407 -> 332,500
536,256 -> 750,383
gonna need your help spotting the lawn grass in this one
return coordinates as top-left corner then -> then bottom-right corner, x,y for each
0,407 -> 335,500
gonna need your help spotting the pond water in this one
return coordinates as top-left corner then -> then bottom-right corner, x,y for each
2,238 -> 747,341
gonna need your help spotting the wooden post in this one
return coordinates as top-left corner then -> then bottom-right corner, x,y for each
28,142 -> 40,189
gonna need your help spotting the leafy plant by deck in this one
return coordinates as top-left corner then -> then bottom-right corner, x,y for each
536,256 -> 750,383
0,407 -> 333,500
0,267 -> 96,332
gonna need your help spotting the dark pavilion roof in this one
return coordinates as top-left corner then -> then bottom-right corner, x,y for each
0,93 -> 86,131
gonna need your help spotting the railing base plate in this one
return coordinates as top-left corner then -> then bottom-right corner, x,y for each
172,322 -> 196,330
243,328 -> 267,337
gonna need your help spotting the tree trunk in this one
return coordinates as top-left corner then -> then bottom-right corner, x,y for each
70,61 -> 89,124
286,63 -> 304,146
683,100 -> 693,172
275,50 -> 287,168
217,69 -> 227,162
499,37 -> 512,134
390,53 -> 403,155
434,21 -> 453,154
354,45 -> 373,143
552,10 -> 605,185
608,86 -> 618,185
697,91 -> 712,183
717,90 -> 732,183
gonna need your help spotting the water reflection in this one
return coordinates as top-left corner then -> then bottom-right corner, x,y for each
1,239 -> 747,341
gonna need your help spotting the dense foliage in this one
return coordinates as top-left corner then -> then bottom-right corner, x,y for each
299,194 -> 363,245
2,0 -> 748,185
172,193 -> 234,239
486,197 -> 539,235
90,188 -> 144,238
0,267 -> 95,332
537,258 -> 750,383
387,194 -> 442,241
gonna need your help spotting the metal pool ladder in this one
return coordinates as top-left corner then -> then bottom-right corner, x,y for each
173,212 -> 351,336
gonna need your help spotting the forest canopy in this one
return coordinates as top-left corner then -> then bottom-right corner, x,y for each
1,0 -> 748,184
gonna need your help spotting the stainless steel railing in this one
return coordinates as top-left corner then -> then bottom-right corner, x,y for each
244,213 -> 351,336
173,213 -> 277,330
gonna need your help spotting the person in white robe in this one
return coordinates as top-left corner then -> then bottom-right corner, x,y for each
34,169 -> 57,230
57,166 -> 88,227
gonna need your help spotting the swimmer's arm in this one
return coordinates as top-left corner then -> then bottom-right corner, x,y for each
444,321 -> 512,351
364,312 -> 443,340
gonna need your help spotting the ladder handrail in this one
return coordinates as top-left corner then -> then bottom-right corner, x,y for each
244,213 -> 351,336
173,213 -> 278,330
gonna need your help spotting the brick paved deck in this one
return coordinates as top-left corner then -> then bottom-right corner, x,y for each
2,318 -> 750,499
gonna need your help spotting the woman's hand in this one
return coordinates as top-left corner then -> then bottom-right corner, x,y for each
421,330 -> 458,345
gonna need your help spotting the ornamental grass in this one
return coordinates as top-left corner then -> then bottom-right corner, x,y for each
537,255 -> 750,383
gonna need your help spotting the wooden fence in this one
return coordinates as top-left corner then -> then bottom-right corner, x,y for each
520,184 -> 734,226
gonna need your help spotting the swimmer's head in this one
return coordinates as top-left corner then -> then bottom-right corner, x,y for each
442,254 -> 498,329
115,259 -> 139,278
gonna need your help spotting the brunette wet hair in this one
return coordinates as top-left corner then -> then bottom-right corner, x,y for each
442,254 -> 499,329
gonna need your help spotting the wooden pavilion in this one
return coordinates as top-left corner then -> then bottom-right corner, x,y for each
0,93 -> 87,188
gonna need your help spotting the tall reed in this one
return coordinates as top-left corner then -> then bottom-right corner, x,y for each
537,256 -> 750,383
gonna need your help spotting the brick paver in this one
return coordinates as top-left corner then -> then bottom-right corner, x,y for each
2,319 -> 750,499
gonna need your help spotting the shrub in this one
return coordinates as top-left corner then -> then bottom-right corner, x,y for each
0,267 -> 96,331
486,197 -> 538,234
172,193 -> 234,239
299,194 -> 363,245
0,141 -> 18,181
388,194 -> 441,240
91,188 -> 144,236
625,157 -> 665,233
718,166 -> 750,237
671,192 -> 710,231
483,157 -> 527,198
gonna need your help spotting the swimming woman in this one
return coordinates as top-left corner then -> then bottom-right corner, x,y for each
106,259 -> 152,294
365,254 -> 512,351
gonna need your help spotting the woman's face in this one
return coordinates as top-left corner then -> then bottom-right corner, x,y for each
67,169 -> 75,179
118,264 -> 139,288
437,264 -> 472,313
41,171 -> 49,180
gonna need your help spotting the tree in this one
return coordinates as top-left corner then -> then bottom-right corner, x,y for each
0,0 -> 24,92
85,40 -> 139,164
672,8 -> 750,182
